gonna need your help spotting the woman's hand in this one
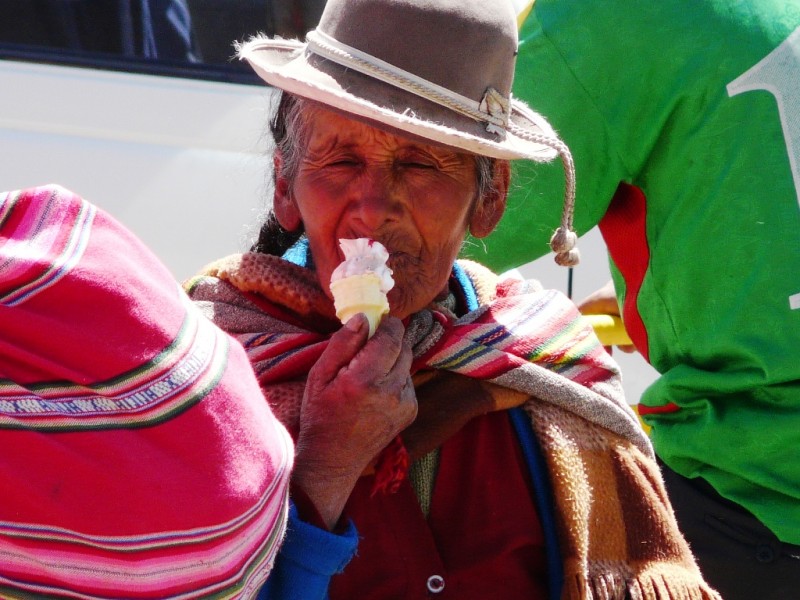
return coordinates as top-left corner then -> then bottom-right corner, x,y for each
292,313 -> 417,529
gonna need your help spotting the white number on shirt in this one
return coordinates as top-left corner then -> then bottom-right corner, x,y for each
727,26 -> 800,310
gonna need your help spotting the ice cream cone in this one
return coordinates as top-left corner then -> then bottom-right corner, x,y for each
331,272 -> 390,338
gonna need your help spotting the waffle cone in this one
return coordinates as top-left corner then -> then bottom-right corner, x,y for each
330,273 -> 390,337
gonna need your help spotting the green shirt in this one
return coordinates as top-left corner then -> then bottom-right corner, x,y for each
468,0 -> 800,543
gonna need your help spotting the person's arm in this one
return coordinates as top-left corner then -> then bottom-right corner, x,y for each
259,313 -> 416,596
470,2 -> 641,272
291,312 -> 417,529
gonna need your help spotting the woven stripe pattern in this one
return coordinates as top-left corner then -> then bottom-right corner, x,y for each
0,185 -> 293,598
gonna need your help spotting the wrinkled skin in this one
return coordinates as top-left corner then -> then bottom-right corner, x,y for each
293,313 -> 416,528
273,106 -> 509,528
274,106 -> 507,319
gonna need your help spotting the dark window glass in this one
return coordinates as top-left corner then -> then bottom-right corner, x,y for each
0,0 -> 325,83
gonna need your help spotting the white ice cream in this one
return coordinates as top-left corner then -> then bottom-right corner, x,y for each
330,238 -> 394,292
329,238 -> 395,337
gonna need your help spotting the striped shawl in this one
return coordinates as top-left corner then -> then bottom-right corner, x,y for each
187,250 -> 720,600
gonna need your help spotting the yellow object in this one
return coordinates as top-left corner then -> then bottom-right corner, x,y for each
584,314 -> 633,346
633,403 -> 652,435
330,273 -> 390,338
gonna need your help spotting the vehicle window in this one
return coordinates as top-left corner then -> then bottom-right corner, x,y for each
0,0 -> 325,83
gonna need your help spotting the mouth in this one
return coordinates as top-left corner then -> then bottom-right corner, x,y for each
336,232 -> 417,272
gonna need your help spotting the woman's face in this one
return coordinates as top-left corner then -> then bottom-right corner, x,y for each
275,106 -> 502,318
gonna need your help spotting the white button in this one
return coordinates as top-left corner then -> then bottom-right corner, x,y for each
427,574 -> 445,594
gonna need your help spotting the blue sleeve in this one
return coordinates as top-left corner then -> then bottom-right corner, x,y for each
259,502 -> 359,600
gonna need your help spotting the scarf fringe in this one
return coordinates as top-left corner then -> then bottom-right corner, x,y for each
563,569 -> 721,600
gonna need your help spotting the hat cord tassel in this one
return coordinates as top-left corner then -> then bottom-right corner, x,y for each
508,107 -> 580,267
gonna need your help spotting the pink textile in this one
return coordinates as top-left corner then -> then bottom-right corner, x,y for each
0,185 -> 293,598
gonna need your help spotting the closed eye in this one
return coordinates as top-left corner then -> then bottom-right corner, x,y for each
399,161 -> 435,170
327,158 -> 361,168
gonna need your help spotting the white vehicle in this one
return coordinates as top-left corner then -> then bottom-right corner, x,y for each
0,2 -> 657,402
0,2 -> 279,281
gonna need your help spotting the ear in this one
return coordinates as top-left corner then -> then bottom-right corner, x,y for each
469,160 -> 510,238
272,152 -> 302,232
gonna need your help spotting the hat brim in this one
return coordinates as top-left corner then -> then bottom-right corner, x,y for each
239,37 -> 559,162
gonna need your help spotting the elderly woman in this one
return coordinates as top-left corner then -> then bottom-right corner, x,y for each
186,0 -> 720,598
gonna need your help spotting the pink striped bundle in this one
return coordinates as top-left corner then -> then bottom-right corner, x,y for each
0,185 -> 292,598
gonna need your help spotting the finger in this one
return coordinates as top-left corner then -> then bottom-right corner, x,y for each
577,295 -> 620,316
368,314 -> 405,346
380,318 -> 412,373
349,316 -> 408,379
311,312 -> 369,384
576,279 -> 620,315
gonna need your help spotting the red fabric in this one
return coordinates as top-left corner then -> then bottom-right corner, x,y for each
371,434 -> 410,496
599,182 -> 651,362
0,185 -> 292,597
329,411 -> 549,600
599,184 -> 682,415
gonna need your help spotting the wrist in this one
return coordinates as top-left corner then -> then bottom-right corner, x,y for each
291,460 -> 361,531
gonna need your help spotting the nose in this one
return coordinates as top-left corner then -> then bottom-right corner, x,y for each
350,167 -> 403,231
